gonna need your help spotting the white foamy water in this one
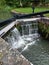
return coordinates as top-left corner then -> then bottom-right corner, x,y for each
5,27 -> 40,51
22,41 -> 36,52
21,33 -> 40,52
12,37 -> 25,49
5,28 -> 25,49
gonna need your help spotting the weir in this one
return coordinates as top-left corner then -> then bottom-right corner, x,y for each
0,18 -> 40,37
0,37 -> 33,65
0,17 -> 41,65
0,17 -> 49,37
0,17 -> 49,65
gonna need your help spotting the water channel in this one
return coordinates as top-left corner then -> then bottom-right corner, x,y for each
3,20 -> 49,65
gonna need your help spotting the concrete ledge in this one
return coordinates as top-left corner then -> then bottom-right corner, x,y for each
0,37 -> 33,65
0,21 -> 16,37
0,18 -> 41,37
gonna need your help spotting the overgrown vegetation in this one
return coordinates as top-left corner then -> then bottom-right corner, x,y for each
0,0 -> 49,8
38,22 -> 49,40
15,23 -> 22,35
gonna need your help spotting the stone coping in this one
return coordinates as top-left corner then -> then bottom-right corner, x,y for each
0,37 -> 33,65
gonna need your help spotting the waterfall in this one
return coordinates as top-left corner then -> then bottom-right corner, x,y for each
21,22 -> 38,36
20,22 -> 40,52
5,28 -> 25,49
4,21 -> 39,52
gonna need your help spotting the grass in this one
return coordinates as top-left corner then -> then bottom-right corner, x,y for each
14,7 -> 49,13
0,6 -> 49,21
13,8 -> 32,13
0,11 -> 12,20
0,6 -> 13,21
14,7 -> 49,17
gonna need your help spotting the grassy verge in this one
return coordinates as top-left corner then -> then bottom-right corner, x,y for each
0,6 -> 49,20
0,6 -> 49,21
13,7 -> 49,17
14,7 -> 49,13
0,6 -> 13,21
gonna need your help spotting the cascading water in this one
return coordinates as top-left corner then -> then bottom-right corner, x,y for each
3,21 -> 49,65
21,23 -> 38,35
21,33 -> 40,52
20,22 -> 40,52
4,21 -> 39,52
4,28 -> 25,49
20,21 -> 49,65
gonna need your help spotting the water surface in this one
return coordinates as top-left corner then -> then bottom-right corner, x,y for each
22,38 -> 49,65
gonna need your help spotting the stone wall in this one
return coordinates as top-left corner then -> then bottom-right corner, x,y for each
38,18 -> 49,40
0,37 -> 33,65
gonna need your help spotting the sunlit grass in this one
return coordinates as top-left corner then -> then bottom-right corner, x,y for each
14,7 -> 49,13
14,7 -> 32,14
0,6 -> 49,21
14,7 -> 49,17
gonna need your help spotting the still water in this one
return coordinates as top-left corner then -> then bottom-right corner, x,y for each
22,37 -> 49,65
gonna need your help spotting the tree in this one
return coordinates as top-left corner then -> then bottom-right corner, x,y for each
0,0 -> 6,6
40,0 -> 45,5
0,0 -> 6,9
33,0 -> 40,6
5,0 -> 18,7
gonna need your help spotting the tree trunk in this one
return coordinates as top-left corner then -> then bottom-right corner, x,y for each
20,0 -> 22,7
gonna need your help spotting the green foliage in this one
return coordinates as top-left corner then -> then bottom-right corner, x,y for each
14,7 -> 49,14
0,0 -> 6,6
0,0 -> 49,8
15,23 -> 22,35
0,5 -> 12,20
38,22 -> 49,39
33,0 -> 40,6
5,0 -> 17,7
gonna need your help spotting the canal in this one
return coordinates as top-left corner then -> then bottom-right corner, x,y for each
3,19 -> 49,65
22,37 -> 49,65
